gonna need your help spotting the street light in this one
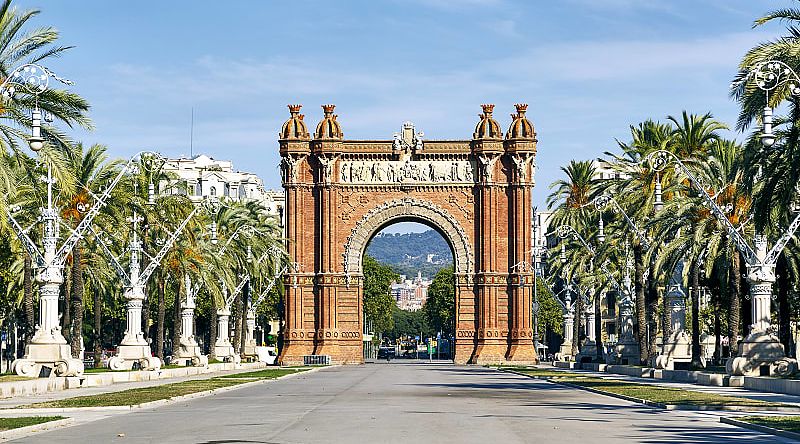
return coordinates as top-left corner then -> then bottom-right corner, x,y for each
645,149 -> 800,375
0,64 -> 151,377
735,60 -> 800,149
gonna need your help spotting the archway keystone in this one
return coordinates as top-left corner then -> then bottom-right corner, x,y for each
278,104 -> 539,365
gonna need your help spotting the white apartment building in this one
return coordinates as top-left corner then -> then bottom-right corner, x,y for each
159,154 -> 285,226
391,272 -> 430,312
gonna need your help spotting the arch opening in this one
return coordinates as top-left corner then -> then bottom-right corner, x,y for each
362,218 -> 457,361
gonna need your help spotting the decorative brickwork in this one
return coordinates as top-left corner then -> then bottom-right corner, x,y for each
278,104 -> 540,365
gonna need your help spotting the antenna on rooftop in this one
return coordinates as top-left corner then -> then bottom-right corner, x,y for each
190,107 -> 194,157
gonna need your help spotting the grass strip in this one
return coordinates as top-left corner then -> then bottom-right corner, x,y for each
217,368 -> 309,379
19,368 -> 306,409
0,416 -> 65,430
0,375 -> 35,382
511,368 -> 786,408
739,416 -> 800,433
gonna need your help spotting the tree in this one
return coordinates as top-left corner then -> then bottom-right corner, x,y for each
363,255 -> 398,335
423,266 -> 455,336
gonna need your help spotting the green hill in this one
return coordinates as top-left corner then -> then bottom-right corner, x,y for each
365,230 -> 453,279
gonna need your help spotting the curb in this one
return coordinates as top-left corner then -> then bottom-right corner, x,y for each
720,417 -> 800,441
501,369 -> 800,413
12,366 -> 327,414
0,418 -> 74,441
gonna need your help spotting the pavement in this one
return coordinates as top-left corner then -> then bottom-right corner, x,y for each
8,361 -> 797,443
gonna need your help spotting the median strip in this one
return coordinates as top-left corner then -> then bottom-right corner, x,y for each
16,368 -> 311,409
504,367 -> 792,411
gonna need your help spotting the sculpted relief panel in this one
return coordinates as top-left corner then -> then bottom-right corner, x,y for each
339,159 -> 475,184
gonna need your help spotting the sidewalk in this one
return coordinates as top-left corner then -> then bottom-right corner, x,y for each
0,365 -> 272,410
535,364 -> 800,413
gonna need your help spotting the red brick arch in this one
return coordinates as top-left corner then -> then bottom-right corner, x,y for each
278,105 -> 538,365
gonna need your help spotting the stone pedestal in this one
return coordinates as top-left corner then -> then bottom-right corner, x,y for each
214,307 -> 240,364
243,309 -> 257,358
727,238 -> 797,376
108,287 -> 161,371
655,285 -> 691,369
610,296 -> 639,365
173,307 -> 207,367
12,281 -> 83,377
577,309 -> 600,362
556,309 -> 574,362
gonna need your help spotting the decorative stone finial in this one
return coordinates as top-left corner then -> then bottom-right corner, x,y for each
288,104 -> 302,115
322,104 -> 336,115
481,104 -> 495,115
515,103 -> 528,115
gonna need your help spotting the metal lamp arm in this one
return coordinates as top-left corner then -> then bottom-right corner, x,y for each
550,224 -> 596,256
766,209 -> 800,264
599,262 -> 622,293
87,224 -> 130,285
226,274 -> 250,307
608,196 -> 650,249
253,265 -> 288,308
139,205 -> 199,283
53,150 -> 166,267
6,210 -> 45,267
647,150 -> 758,264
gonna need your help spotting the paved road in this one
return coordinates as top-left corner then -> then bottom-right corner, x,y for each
15,362 -> 794,443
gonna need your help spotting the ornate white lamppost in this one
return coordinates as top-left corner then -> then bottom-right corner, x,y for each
2,64 -> 137,377
173,274 -> 208,367
647,149 -> 800,376
92,173 -> 202,370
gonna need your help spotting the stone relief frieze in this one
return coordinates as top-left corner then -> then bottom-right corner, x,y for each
338,159 -> 475,184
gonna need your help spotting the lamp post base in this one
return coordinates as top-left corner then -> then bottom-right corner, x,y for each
609,338 -> 640,365
214,341 -> 241,365
555,341 -> 573,362
173,338 -> 208,367
576,340 -> 602,363
108,343 -> 161,371
11,341 -> 84,378
727,331 -> 797,376
654,331 -> 692,369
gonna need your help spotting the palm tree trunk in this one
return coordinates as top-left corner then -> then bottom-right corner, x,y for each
691,259 -> 703,368
93,289 -> 102,368
239,282 -> 250,355
156,276 -> 166,361
232,289 -> 242,353
571,290 -> 582,357
634,244 -> 647,365
595,288 -> 604,362
646,266 -> 659,360
23,255 -> 34,337
778,254 -> 792,355
141,256 -> 151,340
209,294 -> 218,360
70,244 -> 84,358
171,276 -> 183,358
62,272 -> 71,339
728,252 -> 741,356
713,297 -> 721,365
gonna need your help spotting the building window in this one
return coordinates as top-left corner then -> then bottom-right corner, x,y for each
210,186 -> 217,196
224,183 -> 230,197
195,182 -> 202,196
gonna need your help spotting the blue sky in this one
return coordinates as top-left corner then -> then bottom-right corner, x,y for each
15,1 -> 792,233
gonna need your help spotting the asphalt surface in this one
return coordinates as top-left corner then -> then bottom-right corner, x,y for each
14,362 -> 795,443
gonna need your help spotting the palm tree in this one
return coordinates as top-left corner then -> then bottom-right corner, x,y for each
601,119 -> 672,363
60,143 -> 121,357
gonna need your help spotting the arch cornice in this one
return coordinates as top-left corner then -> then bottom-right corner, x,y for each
342,197 -> 474,284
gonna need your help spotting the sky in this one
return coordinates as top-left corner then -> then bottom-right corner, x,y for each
14,1 -> 793,233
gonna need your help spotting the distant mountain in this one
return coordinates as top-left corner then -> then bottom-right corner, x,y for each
366,230 -> 453,279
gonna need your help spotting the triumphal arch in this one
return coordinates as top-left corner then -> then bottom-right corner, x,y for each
278,103 -> 538,365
